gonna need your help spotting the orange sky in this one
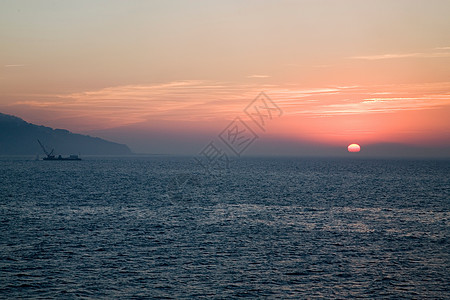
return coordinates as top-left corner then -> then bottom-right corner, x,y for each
1,0 -> 449,154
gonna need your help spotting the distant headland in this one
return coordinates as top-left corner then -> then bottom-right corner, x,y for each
0,112 -> 132,155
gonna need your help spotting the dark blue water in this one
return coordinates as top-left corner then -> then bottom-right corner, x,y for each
1,157 -> 449,299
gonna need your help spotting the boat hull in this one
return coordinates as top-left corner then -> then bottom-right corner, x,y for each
43,155 -> 81,161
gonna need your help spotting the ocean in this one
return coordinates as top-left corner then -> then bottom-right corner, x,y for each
1,157 -> 449,299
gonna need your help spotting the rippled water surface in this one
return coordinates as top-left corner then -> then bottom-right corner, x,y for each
1,157 -> 449,299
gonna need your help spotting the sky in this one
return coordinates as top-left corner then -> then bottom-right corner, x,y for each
1,0 -> 449,156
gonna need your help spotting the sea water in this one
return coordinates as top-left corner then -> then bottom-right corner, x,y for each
1,157 -> 449,298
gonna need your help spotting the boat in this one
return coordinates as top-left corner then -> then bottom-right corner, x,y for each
43,154 -> 81,161
37,139 -> 82,161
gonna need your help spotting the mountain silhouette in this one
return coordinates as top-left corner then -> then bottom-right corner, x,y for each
0,113 -> 132,155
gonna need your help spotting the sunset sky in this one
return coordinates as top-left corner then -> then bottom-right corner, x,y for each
1,0 -> 449,156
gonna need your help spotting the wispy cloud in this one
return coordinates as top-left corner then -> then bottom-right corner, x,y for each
8,80 -> 266,129
290,97 -> 450,116
313,64 -> 332,68
247,74 -> 270,78
286,85 -> 450,116
5,80 -> 450,130
4,64 -> 25,67
350,51 -> 450,60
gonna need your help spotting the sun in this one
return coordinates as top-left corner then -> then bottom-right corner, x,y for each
348,143 -> 361,153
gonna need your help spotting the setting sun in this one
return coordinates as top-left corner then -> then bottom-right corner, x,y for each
348,144 -> 361,153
